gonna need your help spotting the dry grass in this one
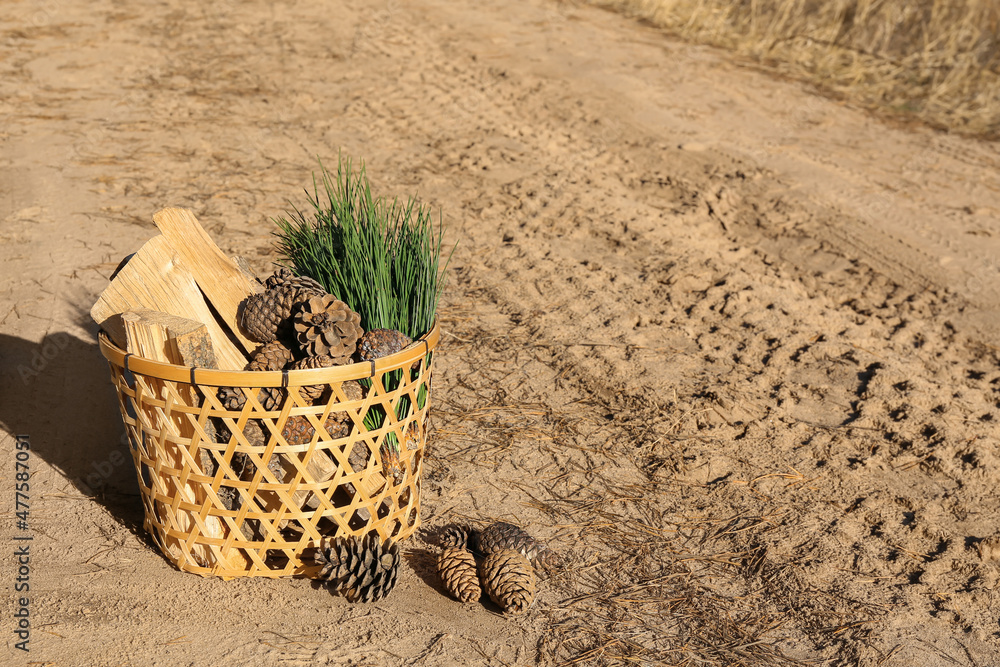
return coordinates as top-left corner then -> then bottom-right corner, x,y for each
589,0 -> 1000,137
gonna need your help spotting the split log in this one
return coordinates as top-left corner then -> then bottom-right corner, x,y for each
153,207 -> 262,354
91,235 -> 248,370
232,255 -> 264,290
120,309 -> 251,571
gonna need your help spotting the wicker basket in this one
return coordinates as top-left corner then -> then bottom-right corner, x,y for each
98,322 -> 439,579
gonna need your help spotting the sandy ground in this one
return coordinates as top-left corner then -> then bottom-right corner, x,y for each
2,0 -> 1000,665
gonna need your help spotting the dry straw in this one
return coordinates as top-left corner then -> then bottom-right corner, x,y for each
592,0 -> 1000,136
99,323 -> 439,579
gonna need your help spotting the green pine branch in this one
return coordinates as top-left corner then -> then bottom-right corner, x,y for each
272,155 -> 453,452
272,154 -> 454,340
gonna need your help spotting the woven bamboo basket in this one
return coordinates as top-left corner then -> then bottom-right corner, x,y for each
98,322 -> 439,579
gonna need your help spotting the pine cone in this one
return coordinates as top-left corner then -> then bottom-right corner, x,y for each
441,524 -> 476,550
380,440 -> 404,484
248,339 -> 296,370
476,521 -> 562,571
230,420 -> 284,481
326,380 -> 365,425
294,294 -> 363,358
348,440 -> 370,473
264,266 -> 318,292
289,354 -> 351,403
281,414 -> 349,446
357,329 -> 413,362
479,549 -> 536,614
438,547 -> 481,603
264,268 -> 327,295
313,533 -> 400,602
241,273 -> 326,343
218,341 -> 294,411
265,268 -> 294,289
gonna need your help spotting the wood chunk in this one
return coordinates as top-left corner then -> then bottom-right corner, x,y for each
91,235 -> 248,370
167,315 -> 219,370
121,309 -> 251,572
110,253 -> 135,280
161,315 -> 229,512
153,207 -> 260,354
232,255 -> 264,292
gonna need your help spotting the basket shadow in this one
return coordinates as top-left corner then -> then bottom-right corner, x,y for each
0,329 -> 148,541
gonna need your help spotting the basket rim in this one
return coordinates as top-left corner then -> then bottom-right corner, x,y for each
99,320 -> 439,386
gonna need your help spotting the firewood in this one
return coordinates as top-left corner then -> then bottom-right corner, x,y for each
165,316 -> 256,543
153,207 -> 261,354
91,235 -> 248,370
232,255 -> 264,290
120,309 -> 251,571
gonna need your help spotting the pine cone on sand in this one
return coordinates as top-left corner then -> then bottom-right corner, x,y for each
313,533 -> 400,602
476,521 -> 562,571
294,295 -> 363,358
241,272 -> 326,343
356,329 -> 413,361
217,340 -> 295,411
441,524 -> 476,550
479,549 -> 536,614
438,547 -> 481,603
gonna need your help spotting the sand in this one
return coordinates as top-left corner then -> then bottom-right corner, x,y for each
2,0 -> 999,665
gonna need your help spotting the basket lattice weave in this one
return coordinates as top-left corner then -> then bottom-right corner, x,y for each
98,323 -> 438,579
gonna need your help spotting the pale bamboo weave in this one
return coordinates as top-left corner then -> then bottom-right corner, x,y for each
98,323 -> 438,579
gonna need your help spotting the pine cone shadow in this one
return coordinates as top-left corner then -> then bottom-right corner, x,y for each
403,546 -> 454,599
418,524 -> 455,549
404,545 -> 496,609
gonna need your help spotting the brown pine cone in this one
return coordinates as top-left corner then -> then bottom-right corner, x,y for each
227,419 -> 283,482
264,268 -> 325,293
218,384 -> 285,412
314,533 -> 400,603
380,440 -> 403,485
347,440 -> 370,473
476,521 -> 562,571
289,354 -> 352,403
241,273 -> 326,343
331,380 -> 364,423
479,549 -> 536,614
441,524 -> 476,550
281,414 -> 350,446
264,268 -> 294,289
356,329 -> 413,362
218,340 -> 295,411
293,294 -> 363,358
247,339 -> 296,371
438,547 -> 481,603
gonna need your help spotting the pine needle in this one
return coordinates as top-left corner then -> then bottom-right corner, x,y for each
272,154 -> 454,449
272,154 -> 454,340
